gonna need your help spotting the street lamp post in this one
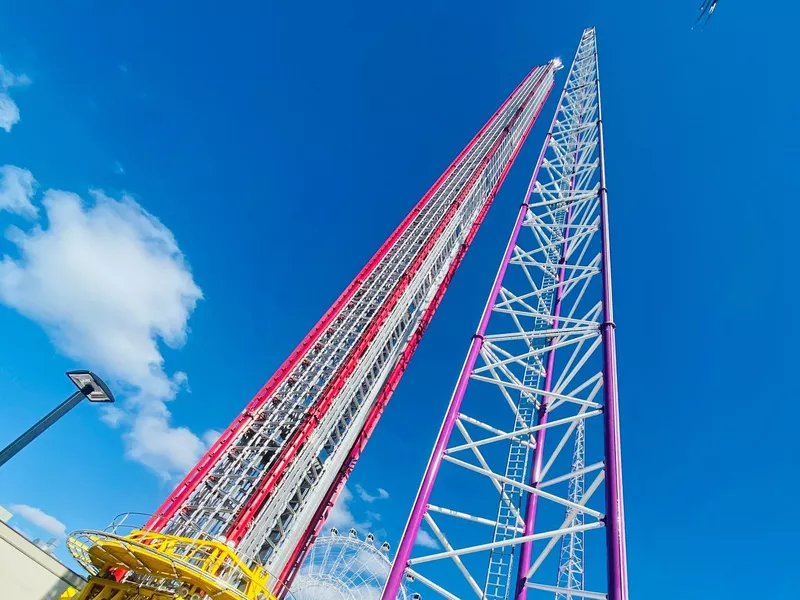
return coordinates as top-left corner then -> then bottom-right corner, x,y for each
0,370 -> 115,468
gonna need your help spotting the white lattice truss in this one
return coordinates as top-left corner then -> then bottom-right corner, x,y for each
398,29 -> 613,600
554,418 -> 586,600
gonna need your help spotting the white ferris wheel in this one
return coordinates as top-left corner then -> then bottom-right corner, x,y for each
291,528 -> 419,600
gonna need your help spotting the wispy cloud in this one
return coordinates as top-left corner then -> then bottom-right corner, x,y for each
0,64 -> 30,133
322,482 -> 395,548
355,484 -> 389,503
355,547 -> 391,578
0,173 -> 212,479
325,486 -> 373,533
0,65 -> 31,89
10,504 -> 66,539
415,529 -> 440,549
0,165 -> 37,218
112,161 -> 125,175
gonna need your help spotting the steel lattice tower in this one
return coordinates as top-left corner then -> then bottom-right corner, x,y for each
120,57 -> 561,591
381,28 -> 628,600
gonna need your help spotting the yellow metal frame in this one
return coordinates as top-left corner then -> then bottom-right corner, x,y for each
64,529 -> 286,600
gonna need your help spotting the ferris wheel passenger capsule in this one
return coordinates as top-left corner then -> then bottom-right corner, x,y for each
366,532 -> 375,543
330,527 -> 339,535
349,528 -> 358,538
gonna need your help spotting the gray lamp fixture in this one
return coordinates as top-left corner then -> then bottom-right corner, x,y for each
66,370 -> 115,403
0,370 -> 116,468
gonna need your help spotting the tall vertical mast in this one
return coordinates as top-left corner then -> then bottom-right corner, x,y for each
381,28 -> 628,600
144,59 -> 559,581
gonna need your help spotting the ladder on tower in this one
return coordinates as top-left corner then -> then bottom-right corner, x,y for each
481,116 -> 578,600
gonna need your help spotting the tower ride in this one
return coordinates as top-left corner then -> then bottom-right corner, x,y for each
64,56 -> 561,600
380,28 -> 629,600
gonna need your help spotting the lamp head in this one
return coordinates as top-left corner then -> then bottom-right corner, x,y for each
66,370 -> 115,403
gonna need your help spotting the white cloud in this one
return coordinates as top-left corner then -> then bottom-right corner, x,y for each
125,408 -> 209,478
0,179 -> 211,479
355,548 -> 390,579
10,504 -> 66,539
0,64 -> 30,133
0,188 -> 200,397
113,161 -> 125,175
325,486 -> 372,533
99,404 -> 126,428
0,94 -> 21,133
355,484 -> 389,503
202,429 -> 222,446
0,65 -> 31,89
0,165 -> 37,218
414,529 -> 440,549
324,483 -> 394,540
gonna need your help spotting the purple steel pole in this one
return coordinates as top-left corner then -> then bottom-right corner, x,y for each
379,69 -> 560,600
596,58 -> 629,600
518,32 -> 629,600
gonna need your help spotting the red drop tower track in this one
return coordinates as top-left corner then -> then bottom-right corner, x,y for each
143,58 -> 559,587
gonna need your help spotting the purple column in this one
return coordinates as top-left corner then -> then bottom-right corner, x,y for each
379,67 -> 560,600
596,69 -> 629,600
517,34 -> 628,600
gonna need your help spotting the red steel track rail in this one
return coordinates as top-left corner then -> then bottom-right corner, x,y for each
144,65 -> 545,534
277,77 -> 554,585
225,66 -> 554,543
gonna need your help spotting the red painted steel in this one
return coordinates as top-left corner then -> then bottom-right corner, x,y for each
277,77 -> 554,584
145,65 -> 545,533
225,67 -> 553,543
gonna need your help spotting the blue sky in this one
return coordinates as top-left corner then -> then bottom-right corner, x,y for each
0,0 -> 796,597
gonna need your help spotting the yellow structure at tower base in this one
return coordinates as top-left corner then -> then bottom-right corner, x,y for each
63,527 -> 285,600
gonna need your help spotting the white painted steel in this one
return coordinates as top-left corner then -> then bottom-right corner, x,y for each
394,29 -> 613,600
162,63 -> 557,584
242,69 -> 556,577
554,418 -> 586,600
